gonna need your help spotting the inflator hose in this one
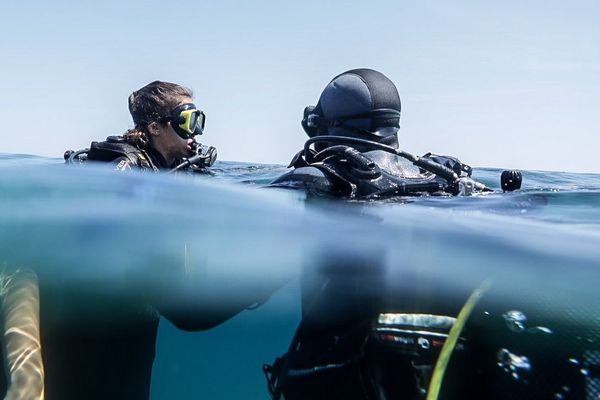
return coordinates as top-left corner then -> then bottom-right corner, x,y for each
304,136 -> 460,183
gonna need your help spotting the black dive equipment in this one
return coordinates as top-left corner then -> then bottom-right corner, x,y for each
169,143 -> 217,173
276,139 -> 487,198
303,107 -> 402,139
278,69 -> 495,198
64,136 -> 159,169
500,170 -> 522,192
264,312 -> 467,400
65,135 -> 217,173
64,149 -> 88,164
158,103 -> 206,139
280,135 -> 493,197
304,136 -> 460,183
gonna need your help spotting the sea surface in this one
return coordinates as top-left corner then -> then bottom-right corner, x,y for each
1,153 -> 600,399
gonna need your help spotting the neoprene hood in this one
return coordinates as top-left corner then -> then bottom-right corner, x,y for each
303,69 -> 401,138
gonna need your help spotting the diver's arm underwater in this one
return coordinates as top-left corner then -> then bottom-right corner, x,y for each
152,284 -> 279,331
140,270 -> 286,331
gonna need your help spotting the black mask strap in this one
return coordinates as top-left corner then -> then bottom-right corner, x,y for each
306,108 -> 401,136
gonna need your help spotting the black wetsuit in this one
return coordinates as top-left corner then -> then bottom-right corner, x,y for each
266,151 -> 591,399
85,135 -> 167,171
271,148 -> 474,199
265,250 -> 591,400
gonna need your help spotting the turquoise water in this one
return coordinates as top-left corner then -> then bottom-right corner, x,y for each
1,154 -> 600,399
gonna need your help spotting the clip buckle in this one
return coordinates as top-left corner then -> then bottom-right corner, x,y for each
306,114 -> 320,128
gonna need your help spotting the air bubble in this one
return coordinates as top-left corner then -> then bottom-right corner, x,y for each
497,348 -> 531,381
502,310 -> 527,333
527,326 -> 553,335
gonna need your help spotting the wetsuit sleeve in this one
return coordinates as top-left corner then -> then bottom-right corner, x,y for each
154,282 -> 282,331
137,260 -> 289,331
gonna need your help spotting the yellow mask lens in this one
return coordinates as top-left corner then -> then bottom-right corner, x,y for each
169,104 -> 206,138
178,109 -> 198,134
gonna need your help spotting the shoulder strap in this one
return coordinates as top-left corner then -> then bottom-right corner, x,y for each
87,139 -> 135,162
86,136 -> 158,170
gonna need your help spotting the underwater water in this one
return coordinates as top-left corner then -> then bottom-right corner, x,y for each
1,153 -> 600,399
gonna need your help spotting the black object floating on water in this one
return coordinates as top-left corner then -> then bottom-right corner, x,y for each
501,170 -> 522,192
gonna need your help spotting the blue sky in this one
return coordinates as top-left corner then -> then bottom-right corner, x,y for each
1,0 -> 598,172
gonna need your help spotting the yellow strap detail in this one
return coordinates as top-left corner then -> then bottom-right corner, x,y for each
179,109 -> 197,133
426,280 -> 492,400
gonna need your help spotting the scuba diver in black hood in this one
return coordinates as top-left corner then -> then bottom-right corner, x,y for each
263,70 -> 531,400
271,68 -> 494,198
65,80 -> 217,172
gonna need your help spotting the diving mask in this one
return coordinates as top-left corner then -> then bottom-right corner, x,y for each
159,103 -> 206,139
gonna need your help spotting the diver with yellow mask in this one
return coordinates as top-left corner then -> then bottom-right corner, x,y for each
0,81 -> 222,400
65,80 -> 217,172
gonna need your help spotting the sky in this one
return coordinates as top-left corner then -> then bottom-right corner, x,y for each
1,0 -> 598,173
